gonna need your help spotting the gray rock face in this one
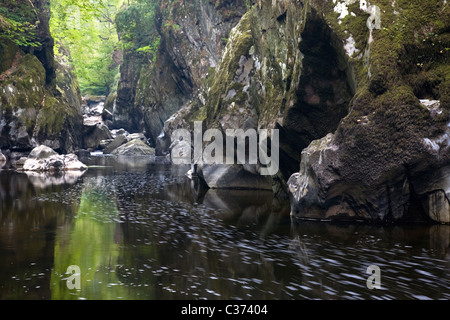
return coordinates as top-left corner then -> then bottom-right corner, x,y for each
0,51 -> 83,154
288,130 -> 450,224
288,134 -> 411,222
161,1 -> 355,195
410,166 -> 450,224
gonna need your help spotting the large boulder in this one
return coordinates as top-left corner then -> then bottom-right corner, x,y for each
288,133 -> 411,222
0,51 -> 83,154
83,119 -> 113,151
111,139 -> 155,156
21,145 -> 87,172
28,144 -> 59,159
102,134 -> 127,154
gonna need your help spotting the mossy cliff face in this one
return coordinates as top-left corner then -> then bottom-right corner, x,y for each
289,0 -> 450,223
162,0 -> 449,222
112,0 -> 247,144
0,1 -> 83,156
0,48 -> 83,154
164,0 -> 355,192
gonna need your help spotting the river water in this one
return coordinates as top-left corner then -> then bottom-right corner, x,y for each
0,156 -> 449,300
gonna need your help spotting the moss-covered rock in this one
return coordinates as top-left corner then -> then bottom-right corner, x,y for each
0,0 -> 83,156
164,0 -> 356,194
288,0 -> 450,223
159,0 -> 449,222
0,50 -> 83,154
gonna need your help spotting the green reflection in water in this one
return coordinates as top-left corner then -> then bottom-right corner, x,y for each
51,186 -> 156,300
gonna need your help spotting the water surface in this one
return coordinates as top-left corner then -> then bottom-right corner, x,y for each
0,156 -> 449,300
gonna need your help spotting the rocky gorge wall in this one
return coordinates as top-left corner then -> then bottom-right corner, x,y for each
0,0 -> 83,160
3,0 -> 447,225
149,0 -> 450,223
110,0 -> 248,147
287,0 -> 450,224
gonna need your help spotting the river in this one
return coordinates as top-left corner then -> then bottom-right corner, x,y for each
0,156 -> 449,300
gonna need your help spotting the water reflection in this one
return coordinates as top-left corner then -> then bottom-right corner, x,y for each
0,171 -> 81,299
25,171 -> 87,189
0,158 -> 449,300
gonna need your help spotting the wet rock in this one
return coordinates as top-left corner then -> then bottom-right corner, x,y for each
288,134 -> 411,222
410,166 -> 450,224
110,139 -> 155,156
0,150 -> 6,168
28,145 -> 59,160
75,149 -> 91,159
199,164 -> 272,191
99,139 -> 114,150
0,53 -> 83,154
21,145 -> 87,172
103,134 -> 127,154
89,102 -> 105,117
127,133 -> 146,142
83,95 -> 106,107
14,157 -> 27,171
83,122 -> 113,151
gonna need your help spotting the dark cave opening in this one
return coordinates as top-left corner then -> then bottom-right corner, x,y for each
279,10 -> 356,182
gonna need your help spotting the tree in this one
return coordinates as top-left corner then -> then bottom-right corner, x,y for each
115,0 -> 160,63
50,0 -> 122,96
0,0 -> 41,48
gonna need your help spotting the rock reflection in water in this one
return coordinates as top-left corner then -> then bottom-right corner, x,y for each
0,171 -> 82,300
25,170 -> 87,189
288,222 -> 450,300
0,160 -> 449,300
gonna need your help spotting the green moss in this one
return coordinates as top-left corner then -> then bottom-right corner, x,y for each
0,40 -> 18,74
205,11 -> 254,123
340,2 -> 370,56
35,89 -> 79,138
187,103 -> 207,123
37,95 -> 65,135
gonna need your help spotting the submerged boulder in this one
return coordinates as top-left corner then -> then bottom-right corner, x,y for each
21,145 -> 87,172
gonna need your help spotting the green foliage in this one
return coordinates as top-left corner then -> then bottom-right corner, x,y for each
50,0 -> 121,96
116,0 -> 160,61
0,0 -> 41,48
136,36 -> 160,63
